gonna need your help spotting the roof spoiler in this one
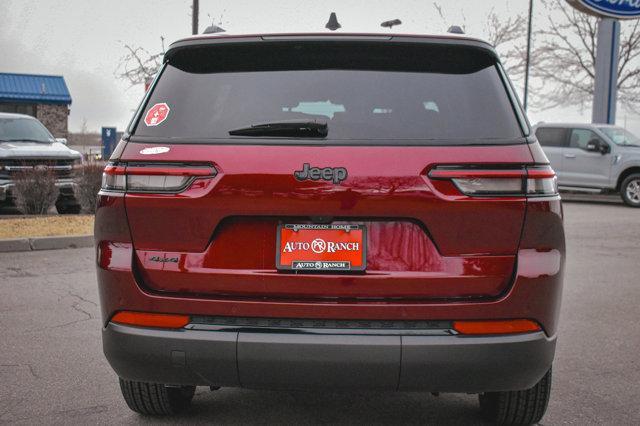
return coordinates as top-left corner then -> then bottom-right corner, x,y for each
164,34 -> 499,64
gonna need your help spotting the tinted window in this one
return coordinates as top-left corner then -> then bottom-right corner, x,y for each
536,127 -> 568,147
134,65 -> 522,142
569,129 -> 603,149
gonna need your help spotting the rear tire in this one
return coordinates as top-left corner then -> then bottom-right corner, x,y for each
620,174 -> 640,207
119,378 -> 196,415
478,368 -> 552,425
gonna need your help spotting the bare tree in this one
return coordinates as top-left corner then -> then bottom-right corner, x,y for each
115,36 -> 165,87
432,2 -> 468,34
115,6 -> 227,88
204,10 -> 227,32
532,1 -> 640,112
80,117 -> 88,135
485,10 -> 528,79
13,168 -> 58,215
77,117 -> 91,146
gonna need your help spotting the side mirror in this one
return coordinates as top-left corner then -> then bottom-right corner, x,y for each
55,138 -> 68,145
586,139 -> 609,154
585,140 -> 599,152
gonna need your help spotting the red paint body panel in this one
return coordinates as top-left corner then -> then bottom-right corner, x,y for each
122,143 -> 530,255
134,220 -> 514,299
95,196 -> 564,335
95,141 -> 565,335
116,143 -> 532,300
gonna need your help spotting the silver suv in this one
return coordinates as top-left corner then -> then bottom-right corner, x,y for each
534,123 -> 640,207
0,113 -> 82,213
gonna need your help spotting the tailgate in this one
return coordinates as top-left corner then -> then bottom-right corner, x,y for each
121,143 -> 531,300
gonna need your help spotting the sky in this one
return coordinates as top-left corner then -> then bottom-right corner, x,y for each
2,0 -> 640,134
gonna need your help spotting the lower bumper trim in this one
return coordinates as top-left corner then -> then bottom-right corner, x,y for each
103,323 -> 555,392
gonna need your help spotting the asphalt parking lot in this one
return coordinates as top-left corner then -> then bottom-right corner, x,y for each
1,200 -> 639,425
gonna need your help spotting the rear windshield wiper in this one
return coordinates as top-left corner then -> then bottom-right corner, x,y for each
229,120 -> 328,138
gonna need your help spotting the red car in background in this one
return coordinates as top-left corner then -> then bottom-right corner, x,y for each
95,33 -> 564,425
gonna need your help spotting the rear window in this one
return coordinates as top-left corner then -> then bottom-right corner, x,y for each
536,127 -> 568,147
133,42 -> 523,143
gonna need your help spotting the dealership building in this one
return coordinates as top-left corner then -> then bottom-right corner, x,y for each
0,72 -> 72,138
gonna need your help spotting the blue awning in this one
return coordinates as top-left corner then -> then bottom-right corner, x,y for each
0,72 -> 72,105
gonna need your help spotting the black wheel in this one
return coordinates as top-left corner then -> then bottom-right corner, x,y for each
620,173 -> 640,207
119,378 -> 195,415
478,368 -> 552,425
56,204 -> 82,214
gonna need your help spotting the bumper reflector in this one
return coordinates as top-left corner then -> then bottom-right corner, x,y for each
111,311 -> 190,329
453,319 -> 541,335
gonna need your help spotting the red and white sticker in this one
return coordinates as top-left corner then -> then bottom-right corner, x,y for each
144,102 -> 170,126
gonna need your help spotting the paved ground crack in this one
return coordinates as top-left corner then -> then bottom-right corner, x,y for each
67,290 -> 97,307
25,302 -> 95,332
70,302 -> 93,320
0,363 -> 40,379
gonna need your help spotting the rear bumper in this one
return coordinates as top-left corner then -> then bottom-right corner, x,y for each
103,322 -> 555,392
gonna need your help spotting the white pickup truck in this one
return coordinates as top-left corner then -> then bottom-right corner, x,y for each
534,122 -> 640,207
0,112 -> 82,213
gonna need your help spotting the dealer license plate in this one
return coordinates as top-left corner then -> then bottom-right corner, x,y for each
276,224 -> 366,271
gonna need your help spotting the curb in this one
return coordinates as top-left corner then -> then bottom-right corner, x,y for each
0,235 -> 94,253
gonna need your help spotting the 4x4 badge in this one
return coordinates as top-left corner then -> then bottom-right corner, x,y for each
294,163 -> 348,184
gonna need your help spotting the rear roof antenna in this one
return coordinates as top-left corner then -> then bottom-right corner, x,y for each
325,12 -> 341,31
381,19 -> 402,29
447,25 -> 465,34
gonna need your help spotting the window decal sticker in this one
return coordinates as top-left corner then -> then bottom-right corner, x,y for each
144,103 -> 170,126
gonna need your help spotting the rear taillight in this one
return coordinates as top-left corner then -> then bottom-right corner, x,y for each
102,164 -> 126,191
526,167 -> 558,196
101,162 -> 217,194
429,165 -> 558,197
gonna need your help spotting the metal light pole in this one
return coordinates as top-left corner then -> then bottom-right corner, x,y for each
592,18 -> 620,124
192,0 -> 199,35
523,0 -> 534,111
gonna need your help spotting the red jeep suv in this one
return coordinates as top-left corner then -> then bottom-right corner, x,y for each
96,33 -> 564,424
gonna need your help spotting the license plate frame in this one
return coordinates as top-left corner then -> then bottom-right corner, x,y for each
276,224 -> 367,272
